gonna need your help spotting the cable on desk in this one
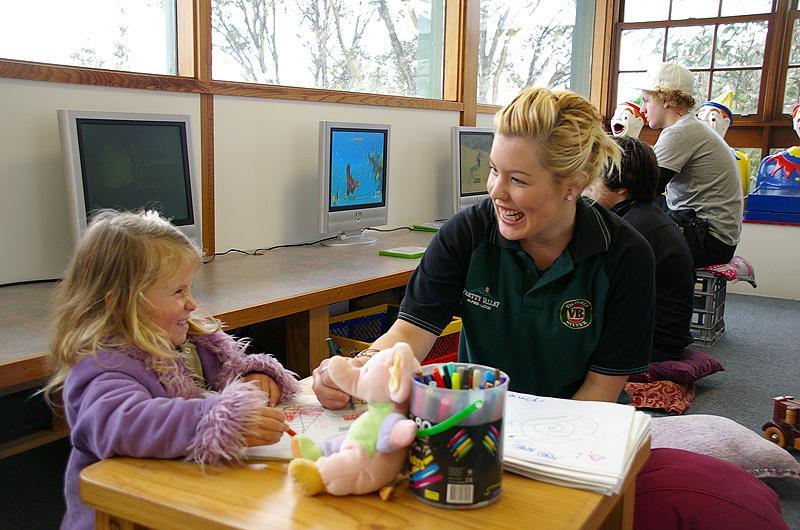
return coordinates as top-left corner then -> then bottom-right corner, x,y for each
365,226 -> 412,232
0,278 -> 60,289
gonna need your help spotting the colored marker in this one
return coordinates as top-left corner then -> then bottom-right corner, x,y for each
450,370 -> 461,390
416,399 -> 484,437
472,368 -> 481,390
431,367 -> 445,388
286,427 -> 297,437
326,337 -> 338,356
457,367 -> 467,389
442,366 -> 452,389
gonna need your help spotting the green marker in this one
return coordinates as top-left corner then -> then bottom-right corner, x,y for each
325,337 -> 338,356
416,399 -> 484,437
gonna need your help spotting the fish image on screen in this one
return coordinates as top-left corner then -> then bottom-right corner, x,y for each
318,121 -> 390,246
451,127 -> 494,214
329,129 -> 386,211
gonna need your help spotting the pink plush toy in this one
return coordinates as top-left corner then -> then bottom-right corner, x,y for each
287,342 -> 420,496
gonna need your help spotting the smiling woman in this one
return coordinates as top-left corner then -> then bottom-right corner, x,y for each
313,87 -> 657,406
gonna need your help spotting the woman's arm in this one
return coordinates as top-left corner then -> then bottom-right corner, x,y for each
572,371 -> 628,402
312,319 -> 437,409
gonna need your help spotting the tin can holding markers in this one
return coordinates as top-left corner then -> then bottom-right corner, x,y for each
408,362 -> 508,508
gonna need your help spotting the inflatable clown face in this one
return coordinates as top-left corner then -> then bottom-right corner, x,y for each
697,103 -> 732,138
611,103 -> 645,138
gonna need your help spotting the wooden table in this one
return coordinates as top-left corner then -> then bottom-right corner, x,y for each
81,438 -> 650,530
0,230 -> 433,456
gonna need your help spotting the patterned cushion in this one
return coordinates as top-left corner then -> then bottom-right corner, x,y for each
624,381 -> 695,414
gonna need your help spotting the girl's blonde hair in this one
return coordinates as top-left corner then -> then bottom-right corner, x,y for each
44,210 -> 219,402
494,87 -> 621,189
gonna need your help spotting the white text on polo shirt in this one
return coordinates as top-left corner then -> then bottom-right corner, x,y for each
463,288 -> 501,310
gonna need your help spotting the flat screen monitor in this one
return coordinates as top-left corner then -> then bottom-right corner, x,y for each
57,110 -> 201,249
318,121 -> 390,246
452,126 -> 494,214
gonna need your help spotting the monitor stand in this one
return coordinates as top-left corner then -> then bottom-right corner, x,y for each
322,229 -> 377,246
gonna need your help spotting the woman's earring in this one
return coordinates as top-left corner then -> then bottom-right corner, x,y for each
566,195 -> 574,201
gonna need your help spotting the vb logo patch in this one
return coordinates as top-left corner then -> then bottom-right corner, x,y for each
559,299 -> 592,329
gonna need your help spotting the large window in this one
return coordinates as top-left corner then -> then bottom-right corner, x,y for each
784,13 -> 800,113
615,0 -> 773,116
477,0 -> 595,106
0,1 -> 178,75
211,0 -> 445,99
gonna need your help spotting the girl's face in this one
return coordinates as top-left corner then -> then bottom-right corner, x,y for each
487,134 -> 574,248
585,180 -> 626,209
142,260 -> 198,348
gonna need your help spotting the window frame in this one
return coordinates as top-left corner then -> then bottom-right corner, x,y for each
607,0 -> 798,178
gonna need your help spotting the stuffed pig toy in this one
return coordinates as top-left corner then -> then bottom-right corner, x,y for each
288,342 -> 420,496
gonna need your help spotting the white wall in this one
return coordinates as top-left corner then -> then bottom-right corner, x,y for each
728,222 -> 800,300
0,77 -> 458,284
213,96 -> 458,251
0,77 -> 201,284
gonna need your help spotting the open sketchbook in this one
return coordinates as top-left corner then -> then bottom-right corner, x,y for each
245,387 -> 367,461
502,391 -> 650,496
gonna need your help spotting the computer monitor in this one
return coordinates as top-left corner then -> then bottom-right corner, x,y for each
57,110 -> 201,249
318,121 -> 390,246
452,126 -> 494,214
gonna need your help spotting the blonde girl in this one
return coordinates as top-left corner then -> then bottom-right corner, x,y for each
46,210 -> 298,530
315,87 -> 655,406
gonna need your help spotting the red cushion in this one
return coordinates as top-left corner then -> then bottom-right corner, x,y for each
635,448 -> 788,530
628,348 -> 724,385
625,381 -> 695,414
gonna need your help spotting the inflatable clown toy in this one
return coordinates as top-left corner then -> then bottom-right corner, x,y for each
610,101 -> 646,138
744,103 -> 800,223
697,90 -> 750,195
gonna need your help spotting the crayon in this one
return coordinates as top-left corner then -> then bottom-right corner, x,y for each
286,427 -> 297,437
457,367 -> 467,389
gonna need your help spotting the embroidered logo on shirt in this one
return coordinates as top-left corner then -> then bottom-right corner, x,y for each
463,287 -> 501,311
559,299 -> 592,329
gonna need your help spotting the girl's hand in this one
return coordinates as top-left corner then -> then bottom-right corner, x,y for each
243,373 -> 282,406
244,407 -> 289,446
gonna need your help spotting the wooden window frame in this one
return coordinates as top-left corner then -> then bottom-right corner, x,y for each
605,0 -> 798,161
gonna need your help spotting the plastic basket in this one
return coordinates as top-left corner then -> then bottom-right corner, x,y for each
691,270 -> 727,345
329,305 -> 461,364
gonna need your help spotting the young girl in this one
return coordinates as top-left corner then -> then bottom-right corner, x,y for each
44,210 -> 300,530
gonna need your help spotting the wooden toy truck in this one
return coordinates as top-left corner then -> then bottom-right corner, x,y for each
763,395 -> 800,451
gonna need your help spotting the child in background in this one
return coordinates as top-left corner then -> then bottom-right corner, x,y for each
43,210 -> 299,530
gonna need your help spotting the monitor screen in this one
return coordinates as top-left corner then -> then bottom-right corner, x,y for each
76,119 -> 193,225
318,121 -> 390,245
452,126 -> 494,214
58,110 -> 201,248
328,127 -> 387,211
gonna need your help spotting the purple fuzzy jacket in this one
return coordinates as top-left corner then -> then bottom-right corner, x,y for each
60,331 -> 299,530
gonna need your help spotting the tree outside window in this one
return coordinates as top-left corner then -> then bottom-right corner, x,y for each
476,0 -> 594,106
211,0 -> 445,99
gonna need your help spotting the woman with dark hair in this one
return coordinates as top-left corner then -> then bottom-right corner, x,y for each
589,136 -> 694,361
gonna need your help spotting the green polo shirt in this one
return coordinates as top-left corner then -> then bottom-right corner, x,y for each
398,197 -> 654,398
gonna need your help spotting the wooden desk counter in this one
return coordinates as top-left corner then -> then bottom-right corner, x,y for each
0,230 -> 433,391
82,438 -> 650,530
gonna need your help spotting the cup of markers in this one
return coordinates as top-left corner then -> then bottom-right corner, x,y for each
408,362 -> 508,509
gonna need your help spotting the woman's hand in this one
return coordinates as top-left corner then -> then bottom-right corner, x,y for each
243,373 -> 282,406
311,357 -> 367,409
244,407 -> 289,446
